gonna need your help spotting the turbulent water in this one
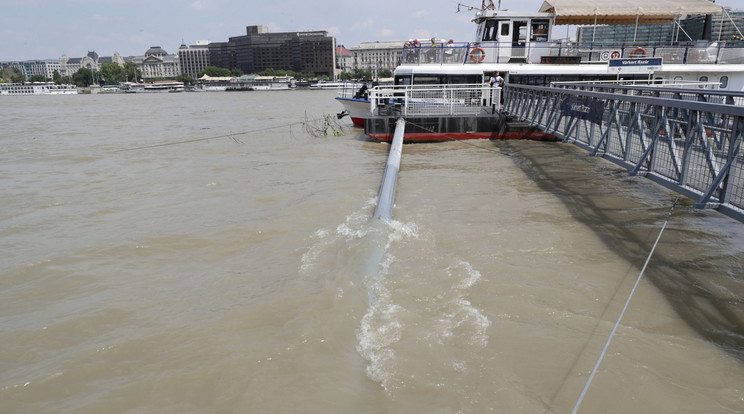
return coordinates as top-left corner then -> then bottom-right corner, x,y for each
1,90 -> 743,413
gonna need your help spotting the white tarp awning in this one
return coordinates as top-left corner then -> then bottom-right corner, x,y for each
538,0 -> 724,25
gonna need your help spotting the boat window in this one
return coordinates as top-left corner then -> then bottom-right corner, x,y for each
699,75 -> 708,88
483,20 -> 498,41
446,75 -> 482,84
413,76 -> 443,85
500,22 -> 510,37
530,20 -> 549,42
513,21 -> 528,46
720,76 -> 729,88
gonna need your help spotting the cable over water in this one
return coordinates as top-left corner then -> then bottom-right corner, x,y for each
111,115 -> 350,152
571,196 -> 681,414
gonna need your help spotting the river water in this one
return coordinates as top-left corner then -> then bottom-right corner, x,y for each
1,90 -> 743,413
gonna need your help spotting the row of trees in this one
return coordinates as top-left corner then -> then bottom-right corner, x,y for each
339,68 -> 393,81
1,62 -> 145,87
196,66 -> 330,82
0,67 -> 24,83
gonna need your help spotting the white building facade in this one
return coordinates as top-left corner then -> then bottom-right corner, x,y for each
177,42 -> 210,79
349,41 -> 405,76
135,46 -> 181,80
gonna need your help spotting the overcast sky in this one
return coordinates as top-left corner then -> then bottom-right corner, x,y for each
1,0 -> 553,61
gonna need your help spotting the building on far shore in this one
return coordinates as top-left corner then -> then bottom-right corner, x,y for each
59,51 -> 127,78
349,41 -> 405,77
336,45 -> 353,75
208,25 -> 336,78
178,41 -> 211,79
127,46 -> 180,81
1,60 -> 61,80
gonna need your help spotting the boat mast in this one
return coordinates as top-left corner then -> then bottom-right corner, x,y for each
457,1 -> 496,12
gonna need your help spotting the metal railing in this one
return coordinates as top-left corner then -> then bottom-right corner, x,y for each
552,81 -> 744,107
368,84 -> 501,117
402,40 -> 744,65
504,83 -> 744,222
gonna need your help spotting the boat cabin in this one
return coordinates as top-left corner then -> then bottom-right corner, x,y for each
474,11 -> 554,63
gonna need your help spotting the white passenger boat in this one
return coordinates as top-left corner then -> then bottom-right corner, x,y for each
0,83 -> 78,96
143,80 -> 185,93
310,81 -> 363,89
338,0 -> 744,135
392,0 -> 744,90
226,75 -> 295,91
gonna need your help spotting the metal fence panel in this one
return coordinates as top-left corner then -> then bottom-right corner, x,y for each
505,83 -> 744,222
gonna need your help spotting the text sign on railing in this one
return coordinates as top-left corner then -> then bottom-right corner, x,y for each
608,58 -> 663,73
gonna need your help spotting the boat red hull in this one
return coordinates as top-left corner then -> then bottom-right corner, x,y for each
367,129 -> 556,142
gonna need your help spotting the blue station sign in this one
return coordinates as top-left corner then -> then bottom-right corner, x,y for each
608,57 -> 663,73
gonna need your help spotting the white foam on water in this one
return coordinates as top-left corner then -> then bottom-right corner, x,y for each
354,216 -> 492,392
426,261 -> 490,348
300,196 -> 491,394
299,197 -> 376,274
382,218 -> 419,249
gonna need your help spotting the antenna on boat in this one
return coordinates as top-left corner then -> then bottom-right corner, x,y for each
456,0 -> 496,12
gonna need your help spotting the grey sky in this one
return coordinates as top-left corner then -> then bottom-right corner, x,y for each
0,0 -> 549,60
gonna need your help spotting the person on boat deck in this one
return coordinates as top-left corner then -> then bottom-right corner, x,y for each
354,84 -> 368,100
406,39 -> 420,63
444,39 -> 455,62
426,37 -> 440,62
489,71 -> 504,87
488,72 -> 505,106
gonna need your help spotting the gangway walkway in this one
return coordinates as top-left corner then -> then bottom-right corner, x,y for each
503,82 -> 744,223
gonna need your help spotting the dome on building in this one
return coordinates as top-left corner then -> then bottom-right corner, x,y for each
145,46 -> 168,57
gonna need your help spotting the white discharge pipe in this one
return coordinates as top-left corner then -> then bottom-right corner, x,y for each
361,119 -> 405,306
373,118 -> 405,220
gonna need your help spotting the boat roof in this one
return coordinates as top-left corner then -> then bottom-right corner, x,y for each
396,63 -> 613,76
538,0 -> 724,25
396,62 -> 744,77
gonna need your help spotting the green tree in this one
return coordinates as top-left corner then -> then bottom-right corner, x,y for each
339,71 -> 354,81
176,74 -> 195,85
378,69 -> 393,78
123,62 -> 141,82
352,69 -> 373,80
255,69 -> 319,81
0,66 -> 24,83
72,68 -> 94,87
28,74 -> 48,83
52,70 -> 72,85
99,62 -> 125,85
259,68 -> 279,76
198,66 -> 233,77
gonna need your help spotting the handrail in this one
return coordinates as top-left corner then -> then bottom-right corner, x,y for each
401,40 -> 744,65
368,84 -> 501,117
548,81 -> 744,106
